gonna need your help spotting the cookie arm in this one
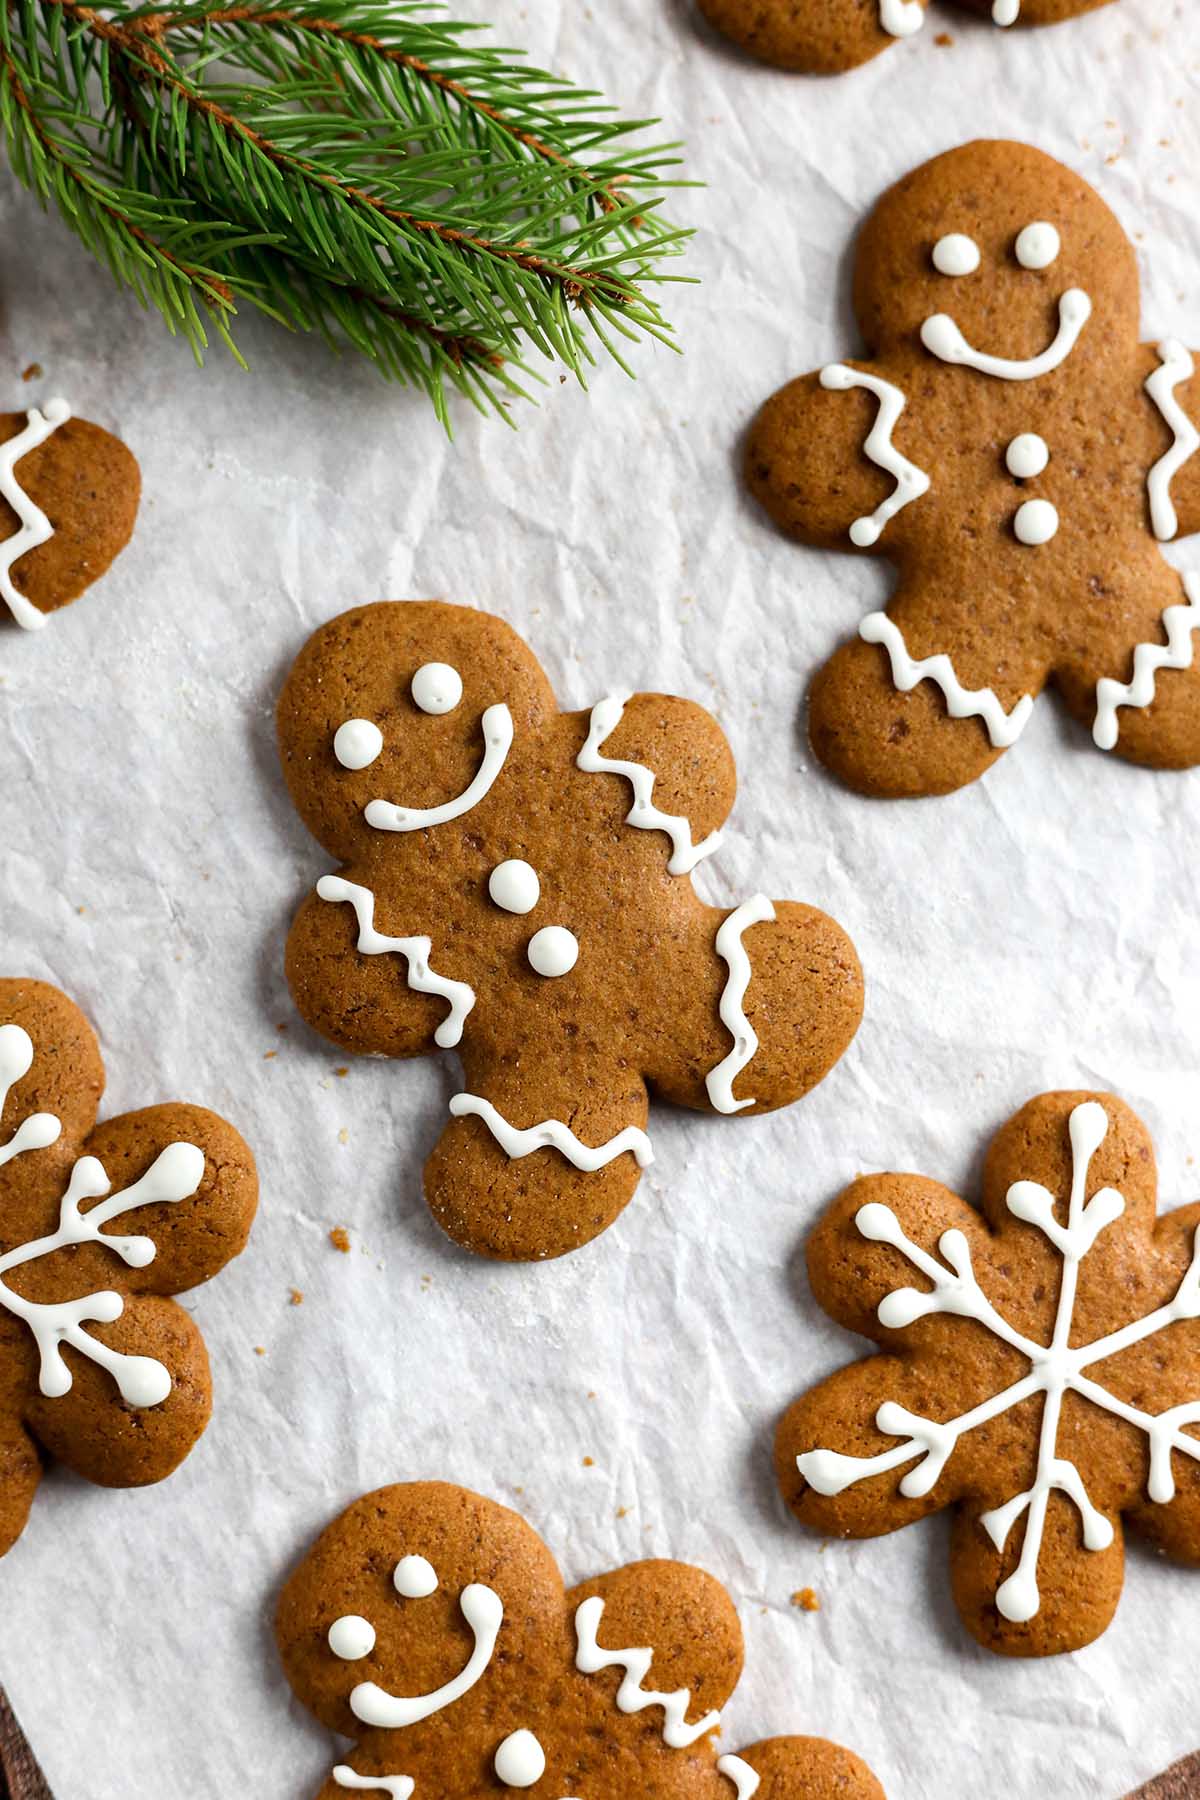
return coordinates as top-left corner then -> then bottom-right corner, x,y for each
1,414 -> 140,620
733,1736 -> 886,1800
574,692 -> 737,859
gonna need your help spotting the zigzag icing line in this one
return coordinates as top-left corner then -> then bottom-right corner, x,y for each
449,1094 -> 653,1171
577,694 -> 723,875
1145,339 -> 1200,542
1,399 -> 71,632
860,611 -> 1035,748
1093,574 -> 1200,750
316,875 -> 475,1049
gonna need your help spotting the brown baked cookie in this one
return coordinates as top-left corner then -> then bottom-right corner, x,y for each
747,140 -> 1200,796
278,602 -> 863,1262
0,978 -> 257,1557
776,1092 -> 1200,1657
277,1480 -> 887,1799
0,399 -> 140,630
697,0 -> 1113,74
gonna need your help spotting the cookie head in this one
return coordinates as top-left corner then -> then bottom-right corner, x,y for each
854,140 -> 1138,360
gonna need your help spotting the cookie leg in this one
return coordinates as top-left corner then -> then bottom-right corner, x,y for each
733,1736 -> 886,1800
949,1490 -> 1124,1657
0,1412 -> 42,1556
423,1059 -> 651,1261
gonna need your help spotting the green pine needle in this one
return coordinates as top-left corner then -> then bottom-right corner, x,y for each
0,0 -> 695,422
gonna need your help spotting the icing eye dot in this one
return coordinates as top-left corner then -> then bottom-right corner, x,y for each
931,233 -> 980,278
527,926 -> 579,979
1005,434 -> 1050,480
393,1554 -> 439,1599
1014,222 -> 1060,271
1013,498 -> 1059,545
489,859 -> 541,916
494,1729 -> 546,1788
411,662 -> 463,715
333,718 -> 384,771
327,1614 -> 376,1660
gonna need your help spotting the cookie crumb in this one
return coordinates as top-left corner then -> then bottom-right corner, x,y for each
616,1507 -> 628,1519
334,1066 -> 349,1078
329,1227 -> 351,1253
254,1345 -> 266,1357
21,362 -> 42,381
934,30 -> 952,44
337,1127 -> 349,1145
582,1456 -> 595,1468
264,1049 -> 278,1060
791,1587 -> 820,1612
289,1288 -> 304,1306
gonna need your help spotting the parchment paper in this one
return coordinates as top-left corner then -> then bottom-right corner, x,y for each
1,1 -> 1198,1793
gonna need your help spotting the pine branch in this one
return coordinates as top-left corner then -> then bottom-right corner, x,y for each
0,0 -> 693,422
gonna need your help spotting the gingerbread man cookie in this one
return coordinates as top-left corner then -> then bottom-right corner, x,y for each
277,1480 -> 886,1799
0,398 -> 139,629
278,602 -> 863,1261
697,0 -> 1113,74
0,978 -> 257,1557
776,1091 -> 1200,1656
747,140 -> 1200,796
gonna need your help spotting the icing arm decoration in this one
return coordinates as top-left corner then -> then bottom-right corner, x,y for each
718,1756 -> 762,1799
574,1594 -> 722,1749
316,875 -> 475,1049
0,398 -> 71,632
350,1583 -> 502,1728
448,1093 -> 654,1171
921,289 -> 1091,381
364,703 -> 513,832
820,366 -> 931,547
878,0 -> 923,36
0,1023 -> 61,1167
332,1774 -> 415,1799
0,1141 -> 205,1405
576,694 -> 723,876
1092,575 -> 1200,750
705,895 -> 776,1115
860,612 -> 1035,748
1144,340 -> 1200,542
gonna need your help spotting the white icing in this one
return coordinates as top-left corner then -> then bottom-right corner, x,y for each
0,398 -> 71,632
328,1615 -> 376,1660
350,1582 -> 503,1728
575,1594 -> 720,1749
448,1093 -> 653,1171
1005,433 -> 1049,480
1093,574 -> 1200,750
1014,221 -> 1059,269
932,234 -> 980,278
993,0 -> 1020,20
394,1554 -> 438,1599
494,1730 -> 545,1787
316,875 -> 475,1050
488,859 -> 540,916
798,1101 -> 1200,1623
576,695 -> 722,875
411,662 -> 463,716
0,1023 -> 61,1168
879,0 -> 924,36
921,288 -> 1091,380
365,703 -> 512,833
859,611 -> 1034,748
705,895 -> 776,1115
333,1773 -> 414,1799
1013,498 -> 1059,546
1145,339 -> 1199,542
334,719 -> 384,771
719,1757 -> 762,1800
820,365 -> 932,548
527,925 -> 579,979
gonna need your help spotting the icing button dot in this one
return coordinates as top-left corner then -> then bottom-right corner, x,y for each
411,662 -> 463,715
327,1614 -> 376,1660
1014,221 -> 1060,271
527,926 -> 579,979
393,1554 -> 439,1598
494,1729 -> 546,1788
1014,498 -> 1059,546
1005,433 -> 1050,480
932,233 -> 980,278
488,859 -> 541,916
333,718 -> 384,771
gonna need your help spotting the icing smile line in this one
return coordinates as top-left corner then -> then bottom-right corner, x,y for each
364,703 -> 514,833
350,1582 -> 503,1728
920,288 -> 1092,381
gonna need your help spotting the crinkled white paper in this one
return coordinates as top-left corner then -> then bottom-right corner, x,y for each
1,2 -> 1199,1794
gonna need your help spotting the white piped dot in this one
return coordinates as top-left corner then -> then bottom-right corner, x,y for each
488,860 -> 541,916
333,718 -> 384,771
411,662 -> 463,715
932,233 -> 980,278
494,1730 -> 546,1788
1005,433 -> 1050,480
1015,221 -> 1060,271
527,926 -> 579,979
393,1554 -> 438,1599
1014,498 -> 1059,545
328,1614 -> 376,1660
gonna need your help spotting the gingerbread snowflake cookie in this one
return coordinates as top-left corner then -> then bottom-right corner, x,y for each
277,1480 -> 886,1799
697,0 -> 1113,74
1,398 -> 139,630
0,978 -> 257,1556
777,1091 -> 1200,1656
278,602 -> 863,1262
747,140 -> 1200,796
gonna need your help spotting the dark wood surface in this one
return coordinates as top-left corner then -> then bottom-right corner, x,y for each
1126,1754 -> 1200,1799
0,1688 -> 53,1800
